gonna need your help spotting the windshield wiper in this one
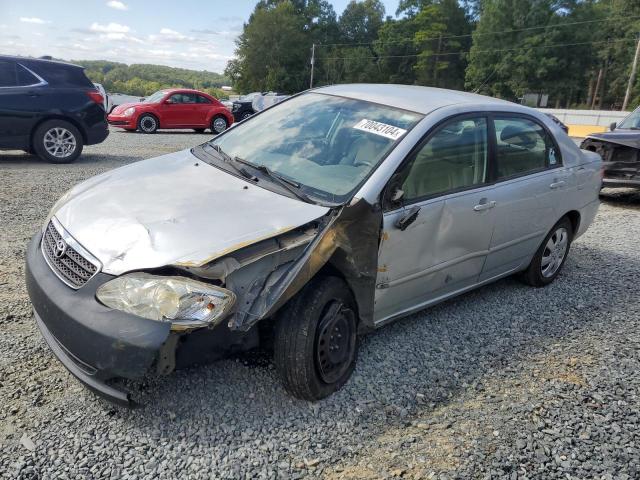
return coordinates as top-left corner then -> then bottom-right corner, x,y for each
204,144 -> 256,181
234,156 -> 313,203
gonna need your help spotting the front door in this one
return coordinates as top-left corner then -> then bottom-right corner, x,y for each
161,92 -> 196,127
374,115 -> 497,324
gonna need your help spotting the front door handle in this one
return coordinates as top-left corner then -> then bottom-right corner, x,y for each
549,180 -> 566,189
473,200 -> 496,212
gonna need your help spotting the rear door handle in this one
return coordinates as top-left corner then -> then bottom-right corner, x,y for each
549,180 -> 566,189
473,200 -> 496,211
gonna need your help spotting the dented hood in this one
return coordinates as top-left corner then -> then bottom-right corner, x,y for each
585,130 -> 640,149
53,148 -> 329,275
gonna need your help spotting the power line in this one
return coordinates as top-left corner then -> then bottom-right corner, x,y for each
319,37 -> 634,61
315,14 -> 640,48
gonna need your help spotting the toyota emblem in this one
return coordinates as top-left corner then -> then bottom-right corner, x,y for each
54,239 -> 67,259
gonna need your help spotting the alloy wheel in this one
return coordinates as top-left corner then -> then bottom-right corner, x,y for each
140,116 -> 157,133
212,117 -> 228,134
43,127 -> 76,159
541,227 -> 569,278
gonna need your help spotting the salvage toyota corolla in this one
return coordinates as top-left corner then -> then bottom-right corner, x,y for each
25,84 -> 602,405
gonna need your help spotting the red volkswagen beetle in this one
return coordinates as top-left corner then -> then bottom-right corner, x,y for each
107,88 -> 234,134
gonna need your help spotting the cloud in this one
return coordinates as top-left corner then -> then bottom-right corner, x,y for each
89,22 -> 130,33
190,28 -> 219,35
149,28 -> 192,43
20,17 -> 50,24
106,0 -> 128,10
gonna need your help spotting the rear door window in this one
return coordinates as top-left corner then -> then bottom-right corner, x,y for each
196,94 -> 212,104
32,63 -> 93,87
16,64 -> 40,86
0,60 -> 17,87
493,117 -> 560,179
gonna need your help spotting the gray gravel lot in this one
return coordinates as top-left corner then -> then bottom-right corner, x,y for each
1,128 -> 639,479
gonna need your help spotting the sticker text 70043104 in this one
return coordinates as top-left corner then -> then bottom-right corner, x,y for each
353,119 -> 407,141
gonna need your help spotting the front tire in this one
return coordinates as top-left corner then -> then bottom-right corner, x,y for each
274,276 -> 358,401
137,114 -> 158,134
32,120 -> 83,164
211,115 -> 228,134
520,217 -> 573,287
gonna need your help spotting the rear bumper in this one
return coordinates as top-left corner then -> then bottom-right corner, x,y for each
85,121 -> 109,145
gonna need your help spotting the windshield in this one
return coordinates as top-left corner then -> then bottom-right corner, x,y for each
618,107 -> 640,129
143,91 -> 167,103
209,92 -> 422,203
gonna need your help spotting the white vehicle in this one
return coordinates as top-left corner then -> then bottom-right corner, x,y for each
92,83 -> 111,112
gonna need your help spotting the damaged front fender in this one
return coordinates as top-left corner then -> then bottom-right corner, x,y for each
180,199 -> 383,333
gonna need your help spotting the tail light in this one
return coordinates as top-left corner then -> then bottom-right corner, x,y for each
86,90 -> 105,108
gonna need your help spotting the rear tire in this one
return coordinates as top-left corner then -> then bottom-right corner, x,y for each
274,276 -> 358,401
520,217 -> 573,287
211,115 -> 228,134
32,120 -> 83,164
137,114 -> 158,134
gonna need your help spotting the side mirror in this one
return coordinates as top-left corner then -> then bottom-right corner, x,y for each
610,122 -> 617,131
390,188 -> 404,203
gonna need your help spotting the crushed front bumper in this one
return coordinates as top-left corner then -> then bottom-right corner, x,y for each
25,231 -> 259,406
25,232 -> 171,406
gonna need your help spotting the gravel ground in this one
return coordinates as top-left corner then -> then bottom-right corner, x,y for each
1,128 -> 639,479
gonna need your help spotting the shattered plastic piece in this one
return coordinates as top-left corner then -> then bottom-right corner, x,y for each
20,433 -> 35,452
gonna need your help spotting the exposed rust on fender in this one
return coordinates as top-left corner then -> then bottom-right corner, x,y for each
227,199 -> 382,332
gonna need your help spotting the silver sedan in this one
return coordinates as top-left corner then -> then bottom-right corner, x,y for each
26,84 -> 602,404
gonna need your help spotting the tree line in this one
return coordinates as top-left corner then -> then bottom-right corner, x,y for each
76,60 -> 231,99
225,0 -> 640,110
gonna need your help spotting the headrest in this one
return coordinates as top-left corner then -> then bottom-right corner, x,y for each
500,125 -> 538,149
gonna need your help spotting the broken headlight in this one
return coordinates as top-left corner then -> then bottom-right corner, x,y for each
96,273 -> 235,330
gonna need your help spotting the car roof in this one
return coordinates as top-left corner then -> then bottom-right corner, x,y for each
0,54 -> 84,69
314,83 -> 511,114
163,88 -> 209,95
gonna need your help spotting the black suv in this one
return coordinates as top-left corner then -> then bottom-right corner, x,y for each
231,91 -> 285,122
0,55 -> 109,163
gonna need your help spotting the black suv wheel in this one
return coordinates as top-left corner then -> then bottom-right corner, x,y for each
33,120 -> 83,164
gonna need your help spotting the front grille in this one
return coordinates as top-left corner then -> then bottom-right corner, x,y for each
41,221 -> 100,288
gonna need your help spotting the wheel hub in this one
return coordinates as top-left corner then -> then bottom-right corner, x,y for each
541,227 -> 568,278
44,127 -> 76,158
315,301 -> 356,384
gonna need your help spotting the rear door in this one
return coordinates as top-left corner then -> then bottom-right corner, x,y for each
374,115 -> 496,324
0,61 -> 46,149
480,114 -> 569,281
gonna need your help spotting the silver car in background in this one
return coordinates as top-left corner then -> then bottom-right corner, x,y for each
25,84 -> 602,405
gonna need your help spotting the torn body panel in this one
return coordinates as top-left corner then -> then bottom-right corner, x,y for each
180,199 -> 383,333
581,136 -> 640,187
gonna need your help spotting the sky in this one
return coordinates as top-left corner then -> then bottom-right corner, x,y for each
0,0 -> 400,73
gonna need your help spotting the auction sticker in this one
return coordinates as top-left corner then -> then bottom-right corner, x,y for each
353,119 -> 407,141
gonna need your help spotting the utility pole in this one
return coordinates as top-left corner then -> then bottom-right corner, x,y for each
432,34 -> 442,86
623,34 -> 640,111
310,43 -> 316,89
591,67 -> 603,110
